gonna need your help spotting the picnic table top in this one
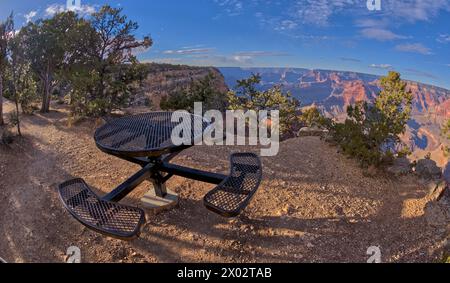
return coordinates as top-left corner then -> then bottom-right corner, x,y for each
94,112 -> 210,158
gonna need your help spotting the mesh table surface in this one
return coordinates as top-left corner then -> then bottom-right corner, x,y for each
94,112 -> 210,157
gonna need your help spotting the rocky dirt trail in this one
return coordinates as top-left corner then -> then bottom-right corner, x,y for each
0,100 -> 447,263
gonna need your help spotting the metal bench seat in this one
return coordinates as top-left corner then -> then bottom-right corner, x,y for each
58,179 -> 145,239
204,153 -> 263,217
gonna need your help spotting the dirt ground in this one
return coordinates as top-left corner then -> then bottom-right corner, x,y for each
0,100 -> 447,263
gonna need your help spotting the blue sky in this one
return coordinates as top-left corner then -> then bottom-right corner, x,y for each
1,0 -> 450,89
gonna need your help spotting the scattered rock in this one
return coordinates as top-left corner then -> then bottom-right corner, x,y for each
386,157 -> 411,176
297,126 -> 329,137
415,159 -> 442,180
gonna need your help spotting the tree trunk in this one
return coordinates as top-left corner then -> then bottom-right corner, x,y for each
41,62 -> 51,113
41,73 -> 50,113
0,73 -> 3,126
14,99 -> 21,136
98,69 -> 105,100
12,67 -> 21,136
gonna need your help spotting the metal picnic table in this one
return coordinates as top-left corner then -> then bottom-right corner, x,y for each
58,112 -> 262,239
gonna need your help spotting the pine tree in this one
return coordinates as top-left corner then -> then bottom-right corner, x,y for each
330,71 -> 413,166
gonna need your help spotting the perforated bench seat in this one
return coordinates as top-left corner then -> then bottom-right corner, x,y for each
204,153 -> 262,217
58,179 -> 145,239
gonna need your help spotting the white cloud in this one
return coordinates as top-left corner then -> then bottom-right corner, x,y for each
181,44 -> 205,49
233,51 -> 290,57
158,47 -> 288,66
45,3 -> 96,16
163,48 -> 214,55
395,43 -> 432,55
24,10 -> 37,23
275,20 -> 298,31
45,4 -> 66,16
214,0 -> 244,16
383,0 -> 450,22
214,0 -> 450,45
437,34 -> 450,43
231,55 -> 253,64
360,28 -> 408,41
369,64 -> 393,69
214,0 -> 364,28
290,0 -> 360,27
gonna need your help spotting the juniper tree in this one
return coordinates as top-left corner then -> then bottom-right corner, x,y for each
331,71 -> 413,166
0,13 -> 13,125
160,72 -> 227,112
227,74 -> 300,135
8,22 -> 39,135
20,12 -> 80,113
86,5 -> 153,116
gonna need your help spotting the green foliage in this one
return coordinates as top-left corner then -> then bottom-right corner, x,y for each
227,74 -> 300,135
160,91 -> 191,112
160,72 -> 227,112
299,107 -> 330,128
0,13 -> 13,70
397,146 -> 412,158
19,80 -> 38,114
8,31 -> 39,115
443,146 -> 449,158
327,71 -> 413,167
20,12 -> 81,112
8,111 -> 19,126
64,5 -> 152,117
9,5 -> 152,118
442,119 -> 450,140
0,13 -> 14,126
376,71 -> 413,140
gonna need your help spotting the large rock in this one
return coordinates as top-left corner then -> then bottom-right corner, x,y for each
415,159 -> 442,180
386,157 -> 411,176
427,181 -> 448,202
